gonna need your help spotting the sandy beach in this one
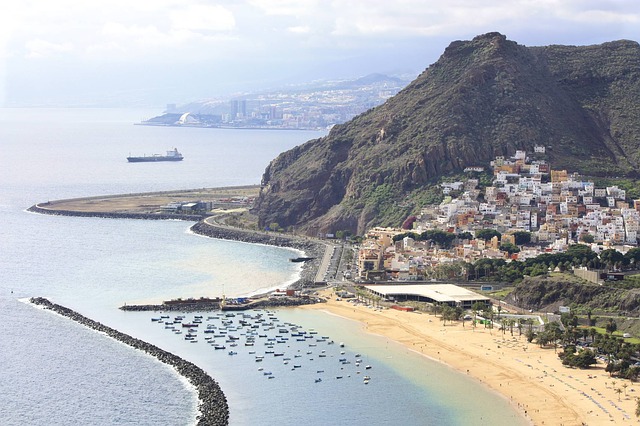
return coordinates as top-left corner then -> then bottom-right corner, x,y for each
303,289 -> 638,425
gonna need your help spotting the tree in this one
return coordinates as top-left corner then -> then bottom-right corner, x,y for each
525,327 -> 536,343
580,233 -> 595,244
544,321 -> 563,352
420,229 -> 456,248
499,242 -> 520,254
576,349 -> 597,368
616,387 -> 623,402
605,318 -> 618,335
600,249 -> 625,270
625,247 -> 640,269
471,301 -> 485,329
441,305 -> 454,326
561,312 -> 579,329
566,244 -> 598,263
457,231 -> 473,241
268,222 -> 281,232
475,229 -> 501,241
512,231 -> 532,245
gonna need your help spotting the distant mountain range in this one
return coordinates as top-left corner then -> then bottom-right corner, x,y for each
254,32 -> 640,235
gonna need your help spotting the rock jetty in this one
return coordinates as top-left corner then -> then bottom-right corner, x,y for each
29,297 -> 229,426
120,295 -> 325,312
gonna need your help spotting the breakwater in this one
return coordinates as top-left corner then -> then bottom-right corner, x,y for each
120,295 -> 325,312
190,221 -> 326,289
29,297 -> 229,426
27,204 -> 204,221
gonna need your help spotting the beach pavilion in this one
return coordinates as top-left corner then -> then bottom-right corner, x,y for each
364,284 -> 490,309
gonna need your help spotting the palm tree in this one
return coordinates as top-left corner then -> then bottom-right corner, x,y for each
616,387 -> 623,402
471,302 -> 485,330
623,383 -> 629,397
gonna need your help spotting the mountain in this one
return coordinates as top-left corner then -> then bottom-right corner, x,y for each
254,32 -> 640,236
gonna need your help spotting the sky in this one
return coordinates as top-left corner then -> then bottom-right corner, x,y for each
1,0 -> 639,107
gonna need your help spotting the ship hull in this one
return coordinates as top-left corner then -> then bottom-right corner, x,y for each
127,157 -> 183,162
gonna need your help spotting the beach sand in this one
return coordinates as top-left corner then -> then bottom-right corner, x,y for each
303,289 -> 638,425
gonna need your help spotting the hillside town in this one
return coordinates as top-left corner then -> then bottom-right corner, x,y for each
356,147 -> 640,281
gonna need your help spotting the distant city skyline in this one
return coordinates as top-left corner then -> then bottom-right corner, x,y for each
1,1 -> 639,107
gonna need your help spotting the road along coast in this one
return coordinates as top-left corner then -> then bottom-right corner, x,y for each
303,290 -> 640,426
29,297 -> 229,426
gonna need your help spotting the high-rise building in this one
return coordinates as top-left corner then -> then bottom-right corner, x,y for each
230,100 -> 247,119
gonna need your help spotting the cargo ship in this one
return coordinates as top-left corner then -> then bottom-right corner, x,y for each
127,148 -> 183,162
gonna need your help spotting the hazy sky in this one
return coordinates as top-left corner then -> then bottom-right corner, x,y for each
1,0 -> 639,107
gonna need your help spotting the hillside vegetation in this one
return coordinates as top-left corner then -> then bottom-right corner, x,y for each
255,32 -> 640,235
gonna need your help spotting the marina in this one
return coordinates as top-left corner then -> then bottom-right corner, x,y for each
147,309 -> 376,385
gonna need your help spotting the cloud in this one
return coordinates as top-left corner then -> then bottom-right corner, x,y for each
170,4 -> 236,32
288,26 -> 311,34
25,39 -> 73,58
4,0 -> 640,106
248,0 -> 320,16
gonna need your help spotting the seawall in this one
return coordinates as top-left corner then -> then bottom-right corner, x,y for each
29,297 -> 229,426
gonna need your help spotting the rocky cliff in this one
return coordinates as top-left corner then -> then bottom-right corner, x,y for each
255,32 -> 640,235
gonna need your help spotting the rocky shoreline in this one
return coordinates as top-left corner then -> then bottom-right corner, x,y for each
29,297 -> 229,426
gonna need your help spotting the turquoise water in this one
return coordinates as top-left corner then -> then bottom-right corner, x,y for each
0,108 -> 527,425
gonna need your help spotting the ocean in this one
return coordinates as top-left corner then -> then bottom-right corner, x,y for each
0,108 -> 527,425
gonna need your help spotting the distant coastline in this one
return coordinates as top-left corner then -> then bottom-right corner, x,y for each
135,122 -> 326,131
